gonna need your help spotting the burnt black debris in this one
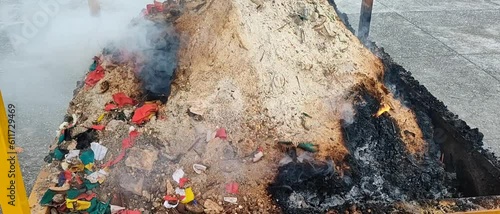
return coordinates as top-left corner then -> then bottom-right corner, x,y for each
269,1 -> 500,212
74,129 -> 98,150
269,90 -> 458,213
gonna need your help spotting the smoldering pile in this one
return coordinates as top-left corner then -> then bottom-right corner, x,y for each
103,12 -> 180,103
268,89 -> 459,213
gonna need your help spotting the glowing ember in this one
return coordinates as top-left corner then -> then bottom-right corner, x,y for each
374,103 -> 391,117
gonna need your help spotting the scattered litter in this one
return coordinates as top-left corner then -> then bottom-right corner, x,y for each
92,124 -> 106,130
188,106 -> 204,121
131,103 -> 159,124
66,198 -> 92,210
223,197 -> 238,204
91,142 -> 108,161
279,155 -> 293,166
64,150 -> 80,160
192,164 -> 207,174
49,181 -> 70,192
297,151 -> 314,163
175,187 -> 186,196
40,190 -> 56,205
113,92 -> 136,107
226,182 -> 239,194
105,103 -> 118,111
85,65 -> 105,87
58,122 -> 69,130
179,177 -> 189,188
74,129 -> 98,150
181,187 -> 195,204
128,126 -> 136,133
297,142 -> 318,153
188,106 -> 204,116
164,195 -> 178,201
52,193 -> 65,203
215,128 -> 227,139
97,113 -> 107,123
172,168 -> 185,184
163,200 -> 179,208
68,159 -> 85,173
166,180 -> 174,195
102,130 -> 140,168
61,162 -> 69,170
279,141 -> 318,153
253,147 -> 264,162
87,169 -> 108,184
89,56 -> 99,71
80,149 -> 95,166
75,192 -> 97,201
206,130 -> 217,142
110,205 -> 126,213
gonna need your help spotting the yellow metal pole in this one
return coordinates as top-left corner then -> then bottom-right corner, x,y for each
0,91 -> 30,213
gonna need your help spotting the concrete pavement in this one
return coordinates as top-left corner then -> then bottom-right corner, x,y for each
335,0 -> 500,156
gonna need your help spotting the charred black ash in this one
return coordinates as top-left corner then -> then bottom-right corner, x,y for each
74,129 -> 98,150
268,89 -> 458,213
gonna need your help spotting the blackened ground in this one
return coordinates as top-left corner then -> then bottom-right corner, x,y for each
268,90 -> 457,213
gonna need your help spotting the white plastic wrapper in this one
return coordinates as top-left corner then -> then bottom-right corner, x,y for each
172,168 -> 185,183
91,142 -> 108,161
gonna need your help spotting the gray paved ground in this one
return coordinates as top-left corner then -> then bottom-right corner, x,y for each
335,0 -> 500,156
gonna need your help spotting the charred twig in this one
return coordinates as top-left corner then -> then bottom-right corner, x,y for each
391,121 -> 396,134
300,116 -> 310,131
268,185 -> 293,191
300,28 -> 305,43
187,137 -> 204,152
296,76 -> 302,91
343,127 -> 350,142
276,21 -> 291,31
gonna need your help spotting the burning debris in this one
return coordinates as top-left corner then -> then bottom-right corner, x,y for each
374,102 -> 390,117
30,0 -> 500,213
269,89 -> 458,213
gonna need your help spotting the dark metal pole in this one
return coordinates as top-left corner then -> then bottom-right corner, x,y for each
358,0 -> 374,43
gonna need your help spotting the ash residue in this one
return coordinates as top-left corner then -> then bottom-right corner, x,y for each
104,16 -> 180,102
269,91 -> 458,213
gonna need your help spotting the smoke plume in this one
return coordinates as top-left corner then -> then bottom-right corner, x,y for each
0,0 -> 160,192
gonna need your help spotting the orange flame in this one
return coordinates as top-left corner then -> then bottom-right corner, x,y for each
374,103 -> 391,117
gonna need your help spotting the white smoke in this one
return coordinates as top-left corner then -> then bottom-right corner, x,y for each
0,0 -> 154,192
327,96 -> 356,125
